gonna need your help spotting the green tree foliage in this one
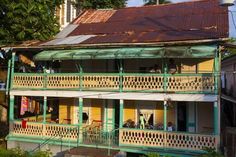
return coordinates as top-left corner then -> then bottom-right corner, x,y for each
74,0 -> 127,10
144,0 -> 171,5
0,147 -> 52,157
0,0 -> 63,44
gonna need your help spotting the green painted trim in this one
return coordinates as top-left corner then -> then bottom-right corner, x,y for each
105,103 -> 108,132
79,64 -> 83,91
79,98 -> 83,125
164,103 -> 167,131
119,60 -> 123,93
214,102 -> 219,135
9,96 -> 14,121
112,103 -> 115,129
164,64 -> 168,92
6,59 -> 11,94
214,50 -> 219,95
13,72 -> 213,77
10,53 -> 15,89
43,96 -> 47,124
119,99 -> 124,128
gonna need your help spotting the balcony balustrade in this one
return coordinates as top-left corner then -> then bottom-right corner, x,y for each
12,73 -> 215,93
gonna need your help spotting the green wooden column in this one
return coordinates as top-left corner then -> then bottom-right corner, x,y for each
119,99 -> 124,128
164,101 -> 167,131
78,97 -> 83,143
79,63 -> 83,91
43,96 -> 47,123
214,101 -> 219,135
6,59 -> 11,94
214,50 -> 219,95
119,60 -> 123,92
213,49 -> 220,135
9,95 -> 14,122
163,63 -> 168,92
10,52 -> 16,89
79,98 -> 83,126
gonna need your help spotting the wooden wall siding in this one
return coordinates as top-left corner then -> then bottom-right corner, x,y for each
124,100 -> 136,122
181,59 -> 198,73
91,99 -> 103,121
155,103 -> 164,125
119,129 -> 218,151
167,105 -> 176,126
0,70 -> 7,81
197,102 -> 214,133
59,98 -> 75,124
198,59 -> 214,73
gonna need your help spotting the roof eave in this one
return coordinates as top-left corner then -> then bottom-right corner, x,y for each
2,38 -> 229,51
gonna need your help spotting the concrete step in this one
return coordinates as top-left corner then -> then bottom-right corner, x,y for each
64,146 -> 120,157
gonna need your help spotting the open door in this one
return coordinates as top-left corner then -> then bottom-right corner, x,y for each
177,102 -> 187,131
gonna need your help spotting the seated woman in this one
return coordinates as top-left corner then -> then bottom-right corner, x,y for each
168,59 -> 177,74
149,64 -> 161,73
167,122 -> 174,131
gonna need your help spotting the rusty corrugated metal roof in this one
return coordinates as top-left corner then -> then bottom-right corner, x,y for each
42,0 -> 229,46
73,9 -> 117,24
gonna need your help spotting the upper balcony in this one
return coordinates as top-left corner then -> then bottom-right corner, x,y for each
12,72 -> 215,94
10,46 -> 219,94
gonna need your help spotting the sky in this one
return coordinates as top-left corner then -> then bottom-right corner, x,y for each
127,0 -> 236,38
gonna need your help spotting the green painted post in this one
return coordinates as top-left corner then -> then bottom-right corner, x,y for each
79,98 -> 83,126
214,101 -> 219,135
119,60 -> 123,92
214,50 -> 219,95
43,68 -> 47,89
119,99 -> 124,128
105,104 -> 108,132
79,98 -> 83,143
43,96 -> 47,123
79,64 -> 83,91
9,95 -> 14,122
164,64 -> 168,92
164,101 -> 167,131
9,95 -> 14,134
10,53 -> 15,89
6,59 -> 11,94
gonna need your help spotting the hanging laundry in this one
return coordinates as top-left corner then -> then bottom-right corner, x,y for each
20,96 -> 28,115
35,102 -> 40,115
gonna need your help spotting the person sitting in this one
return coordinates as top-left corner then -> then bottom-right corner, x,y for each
168,59 -> 177,74
149,64 -> 161,73
167,122 -> 174,131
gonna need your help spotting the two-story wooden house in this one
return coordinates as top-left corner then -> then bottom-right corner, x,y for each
5,0 -> 229,156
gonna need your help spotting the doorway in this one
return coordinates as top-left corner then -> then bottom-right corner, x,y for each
177,102 -> 187,131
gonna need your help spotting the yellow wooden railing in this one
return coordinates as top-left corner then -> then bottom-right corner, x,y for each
12,121 -> 79,140
119,128 -> 218,151
12,121 -> 218,151
12,73 -> 215,93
